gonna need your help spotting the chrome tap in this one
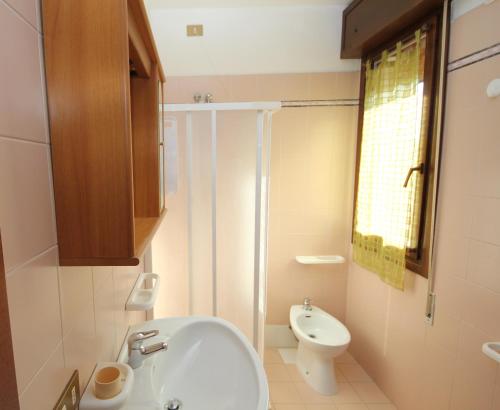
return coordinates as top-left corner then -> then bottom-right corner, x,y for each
303,297 -> 312,311
127,330 -> 168,369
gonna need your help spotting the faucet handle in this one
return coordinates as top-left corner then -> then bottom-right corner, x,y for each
128,330 -> 159,350
140,341 -> 168,355
304,297 -> 312,304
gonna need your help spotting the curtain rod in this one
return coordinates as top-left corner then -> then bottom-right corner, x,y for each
281,99 -> 359,108
370,25 -> 429,66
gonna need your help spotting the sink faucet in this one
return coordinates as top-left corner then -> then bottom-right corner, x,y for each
303,297 -> 312,311
127,330 -> 168,369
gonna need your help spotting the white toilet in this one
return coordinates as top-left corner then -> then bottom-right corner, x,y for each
289,303 -> 351,395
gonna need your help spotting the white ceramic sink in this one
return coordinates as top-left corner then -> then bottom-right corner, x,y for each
117,317 -> 268,410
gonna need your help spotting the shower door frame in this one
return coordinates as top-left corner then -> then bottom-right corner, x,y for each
162,101 -> 281,350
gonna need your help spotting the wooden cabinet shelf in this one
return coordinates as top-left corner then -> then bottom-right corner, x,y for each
134,211 -> 167,261
43,0 -> 166,266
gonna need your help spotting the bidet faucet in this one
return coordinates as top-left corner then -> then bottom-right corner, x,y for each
303,297 -> 312,311
127,330 -> 168,369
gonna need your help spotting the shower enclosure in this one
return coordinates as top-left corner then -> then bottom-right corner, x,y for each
159,102 -> 281,354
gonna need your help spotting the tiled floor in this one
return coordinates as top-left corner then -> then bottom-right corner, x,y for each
265,348 -> 397,410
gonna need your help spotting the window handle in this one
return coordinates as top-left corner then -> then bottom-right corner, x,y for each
403,163 -> 425,188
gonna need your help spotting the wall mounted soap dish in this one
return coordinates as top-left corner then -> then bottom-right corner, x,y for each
295,255 -> 345,265
126,272 -> 160,311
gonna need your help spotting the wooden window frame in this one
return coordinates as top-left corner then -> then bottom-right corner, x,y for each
352,11 -> 444,278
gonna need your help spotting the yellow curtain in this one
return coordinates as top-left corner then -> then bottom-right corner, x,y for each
353,31 -> 426,290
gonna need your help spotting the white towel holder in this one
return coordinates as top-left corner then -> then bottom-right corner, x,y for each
295,255 -> 345,265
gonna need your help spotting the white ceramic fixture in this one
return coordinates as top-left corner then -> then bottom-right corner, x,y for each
295,255 -> 345,265
125,272 -> 160,311
80,363 -> 134,410
111,316 -> 268,410
486,78 -> 500,98
482,342 -> 500,363
289,305 -> 351,395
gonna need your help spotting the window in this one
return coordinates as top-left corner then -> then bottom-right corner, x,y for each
352,14 -> 441,288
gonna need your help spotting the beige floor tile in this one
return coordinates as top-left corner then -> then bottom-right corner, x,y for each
335,367 -> 347,382
266,348 -> 285,364
306,405 -> 338,410
270,381 -> 302,404
365,405 -> 397,410
294,382 -> 334,404
336,404 -> 369,410
337,363 -> 372,382
286,364 -> 304,381
336,351 -> 358,364
275,405 -> 308,410
331,383 -> 363,404
350,382 -> 390,404
267,363 -> 293,382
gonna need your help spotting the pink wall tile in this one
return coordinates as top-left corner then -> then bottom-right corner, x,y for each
449,322 -> 498,410
449,1 -> 500,62
93,268 -> 116,362
6,247 -> 62,393
460,282 -> 500,340
4,0 -> 39,30
467,240 -> 500,293
419,343 -> 455,410
18,344 -> 71,410
0,3 -> 48,143
62,301 -> 97,391
256,73 -> 309,101
58,266 -> 94,337
227,75 -> 260,102
113,263 -> 145,355
0,139 -> 57,272
424,306 -> 461,354
470,197 -> 500,246
309,72 -> 360,100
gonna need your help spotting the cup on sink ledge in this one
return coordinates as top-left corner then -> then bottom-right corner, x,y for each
94,366 -> 124,399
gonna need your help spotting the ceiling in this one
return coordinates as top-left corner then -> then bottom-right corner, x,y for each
145,0 -> 360,76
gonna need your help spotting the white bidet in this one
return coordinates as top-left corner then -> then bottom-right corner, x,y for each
290,304 -> 351,395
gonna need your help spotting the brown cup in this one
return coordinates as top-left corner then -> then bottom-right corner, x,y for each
94,366 -> 123,399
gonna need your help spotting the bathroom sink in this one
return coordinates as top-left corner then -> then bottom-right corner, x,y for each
117,317 -> 268,410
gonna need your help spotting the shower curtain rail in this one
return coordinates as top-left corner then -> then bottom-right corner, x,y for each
163,101 -> 281,112
163,99 -> 360,111
281,99 -> 359,107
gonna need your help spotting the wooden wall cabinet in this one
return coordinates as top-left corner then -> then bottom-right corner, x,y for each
43,0 -> 166,266
341,0 -> 443,58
